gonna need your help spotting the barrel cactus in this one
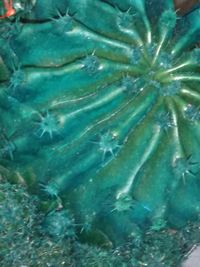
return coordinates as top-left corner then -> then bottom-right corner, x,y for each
0,0 -> 200,249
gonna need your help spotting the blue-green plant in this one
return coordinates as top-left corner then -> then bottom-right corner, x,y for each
0,0 -> 200,248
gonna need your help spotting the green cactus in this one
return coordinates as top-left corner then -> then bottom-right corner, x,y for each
0,0 -> 200,249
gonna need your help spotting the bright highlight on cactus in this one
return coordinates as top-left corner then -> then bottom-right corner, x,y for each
0,0 -> 200,251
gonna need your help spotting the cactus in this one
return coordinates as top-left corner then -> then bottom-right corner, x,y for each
0,0 -> 200,249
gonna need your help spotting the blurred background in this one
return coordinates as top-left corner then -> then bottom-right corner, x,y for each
174,0 -> 199,14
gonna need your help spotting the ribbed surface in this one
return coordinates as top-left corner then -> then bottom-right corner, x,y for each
0,0 -> 200,244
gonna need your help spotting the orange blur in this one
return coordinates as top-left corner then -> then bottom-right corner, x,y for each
0,0 -> 15,19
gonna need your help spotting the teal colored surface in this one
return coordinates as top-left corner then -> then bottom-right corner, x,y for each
0,0 -> 200,246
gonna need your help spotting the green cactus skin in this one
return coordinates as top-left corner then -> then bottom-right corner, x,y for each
0,0 -> 200,246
